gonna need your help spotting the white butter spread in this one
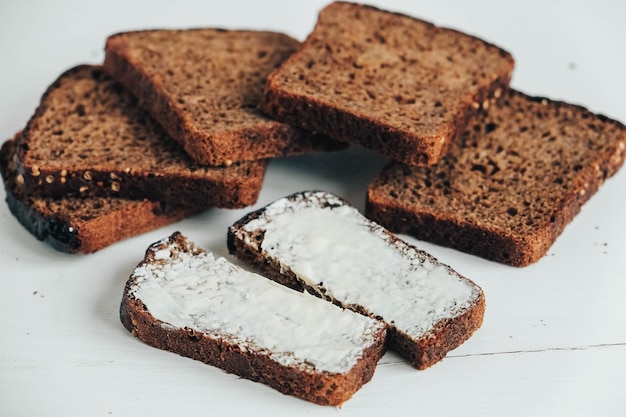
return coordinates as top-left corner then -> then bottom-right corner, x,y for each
130,236 -> 383,374
242,192 -> 481,340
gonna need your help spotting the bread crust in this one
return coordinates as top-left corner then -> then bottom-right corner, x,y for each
103,29 -> 345,166
121,232 -> 386,406
261,2 -> 514,166
366,90 -> 626,266
227,191 -> 485,370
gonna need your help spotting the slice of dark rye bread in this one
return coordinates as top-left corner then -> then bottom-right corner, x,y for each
121,232 -> 386,406
104,29 -> 344,166
1,136 -> 202,253
366,89 -> 626,266
260,1 -> 515,166
227,191 -> 485,370
14,65 -> 266,208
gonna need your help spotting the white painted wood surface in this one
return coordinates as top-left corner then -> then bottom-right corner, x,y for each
1,1 -> 625,416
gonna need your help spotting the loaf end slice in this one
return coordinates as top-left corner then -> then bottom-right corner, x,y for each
366,89 -> 626,266
122,231 -> 386,406
104,29 -> 345,166
228,191 -> 485,369
1,136 -> 202,254
261,2 -> 514,166
16,65 -> 267,208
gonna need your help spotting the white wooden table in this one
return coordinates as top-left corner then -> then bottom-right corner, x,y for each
1,1 -> 625,416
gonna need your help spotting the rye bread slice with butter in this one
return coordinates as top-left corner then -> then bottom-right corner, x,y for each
104,29 -> 345,166
121,232 -> 386,406
15,65 -> 266,208
366,89 -> 626,266
261,1 -> 515,166
227,191 -> 485,370
1,136 -> 202,254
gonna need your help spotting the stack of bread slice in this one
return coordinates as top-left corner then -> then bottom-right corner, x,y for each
261,2 -> 626,266
6,1 -> 622,260
1,30 -> 342,253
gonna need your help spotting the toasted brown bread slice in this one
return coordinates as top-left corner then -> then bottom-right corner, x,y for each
227,191 -> 485,370
122,232 -> 386,406
15,65 -> 266,208
366,89 -> 626,266
1,136 -> 202,254
104,29 -> 344,166
261,2 -> 515,166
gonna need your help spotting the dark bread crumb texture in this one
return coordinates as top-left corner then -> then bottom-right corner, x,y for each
261,1 -> 515,166
104,29 -> 345,166
1,136 -> 200,254
227,190 -> 485,370
366,89 -> 626,266
121,232 -> 386,406
15,65 -> 266,208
